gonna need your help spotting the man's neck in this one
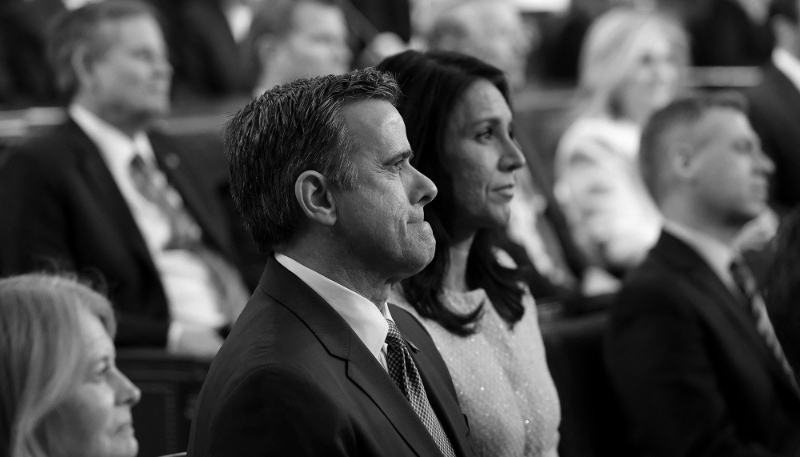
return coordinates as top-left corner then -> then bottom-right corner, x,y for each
280,243 -> 391,308
662,205 -> 742,248
72,99 -> 148,138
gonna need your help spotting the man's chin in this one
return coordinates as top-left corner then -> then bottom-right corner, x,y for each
410,240 -> 436,274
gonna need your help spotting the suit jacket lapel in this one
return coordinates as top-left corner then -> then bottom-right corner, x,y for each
68,120 -> 158,274
402,326 -> 471,457
149,132 -> 233,256
655,232 -> 800,398
259,258 -> 444,457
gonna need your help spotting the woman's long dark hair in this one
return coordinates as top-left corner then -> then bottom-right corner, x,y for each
376,50 -> 524,336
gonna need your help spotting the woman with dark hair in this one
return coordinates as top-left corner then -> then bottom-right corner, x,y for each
378,50 -> 560,457
765,205 -> 800,380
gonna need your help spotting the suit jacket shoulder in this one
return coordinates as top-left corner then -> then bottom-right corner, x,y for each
605,231 -> 800,457
188,257 -> 474,457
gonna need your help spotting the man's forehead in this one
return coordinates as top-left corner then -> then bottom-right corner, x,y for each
341,100 -> 409,156
689,107 -> 749,145
97,14 -> 160,45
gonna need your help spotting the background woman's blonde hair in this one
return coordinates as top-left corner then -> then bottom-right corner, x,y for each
576,7 -> 689,120
0,274 -> 116,457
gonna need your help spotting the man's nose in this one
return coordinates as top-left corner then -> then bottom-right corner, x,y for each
411,165 -> 438,206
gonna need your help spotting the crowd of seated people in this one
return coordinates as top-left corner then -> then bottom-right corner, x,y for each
2,0 -> 800,456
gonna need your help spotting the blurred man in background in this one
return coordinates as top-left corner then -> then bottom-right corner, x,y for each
606,94 -> 800,455
247,0 -> 351,95
0,0 -> 249,357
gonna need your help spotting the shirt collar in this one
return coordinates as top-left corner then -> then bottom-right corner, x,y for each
663,219 -> 736,290
274,253 -> 391,361
773,48 -> 800,94
69,103 -> 155,171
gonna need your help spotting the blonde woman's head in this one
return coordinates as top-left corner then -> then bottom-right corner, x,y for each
578,8 -> 689,124
0,274 -> 140,457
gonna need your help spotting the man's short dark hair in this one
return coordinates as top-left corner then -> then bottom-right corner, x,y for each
225,68 -> 400,252
48,0 -> 159,100
640,92 -> 748,203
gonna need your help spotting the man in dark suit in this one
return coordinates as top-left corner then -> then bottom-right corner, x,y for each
605,94 -> 800,456
745,0 -> 800,211
187,70 -> 474,456
0,0 -> 248,357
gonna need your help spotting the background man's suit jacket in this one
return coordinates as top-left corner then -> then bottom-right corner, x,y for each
188,257 -> 475,457
605,231 -> 800,456
745,63 -> 800,210
0,119 -> 241,347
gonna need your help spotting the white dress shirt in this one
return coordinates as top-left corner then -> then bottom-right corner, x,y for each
275,253 -> 392,370
773,48 -> 800,94
70,104 -> 226,348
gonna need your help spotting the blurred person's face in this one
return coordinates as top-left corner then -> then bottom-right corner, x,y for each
275,2 -> 351,81
442,79 -> 525,239
687,108 -> 774,226
616,34 -> 681,123
332,100 -> 438,283
447,3 -> 532,91
54,310 -> 141,457
82,15 -> 172,125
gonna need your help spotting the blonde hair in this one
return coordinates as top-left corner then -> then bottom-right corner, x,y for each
0,274 -> 116,457
576,8 -> 689,119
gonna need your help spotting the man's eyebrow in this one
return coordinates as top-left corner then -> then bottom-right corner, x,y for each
383,148 -> 414,165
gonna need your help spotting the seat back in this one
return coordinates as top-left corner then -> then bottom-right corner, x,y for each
541,311 -> 635,457
117,349 -> 211,457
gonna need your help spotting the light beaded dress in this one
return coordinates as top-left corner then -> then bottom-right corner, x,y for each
391,286 -> 561,457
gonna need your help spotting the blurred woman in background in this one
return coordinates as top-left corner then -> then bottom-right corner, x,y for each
378,50 -> 560,457
555,8 -> 689,275
0,274 -> 141,457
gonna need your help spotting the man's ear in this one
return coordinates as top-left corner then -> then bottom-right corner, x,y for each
668,142 -> 698,179
295,170 -> 337,227
71,45 -> 95,91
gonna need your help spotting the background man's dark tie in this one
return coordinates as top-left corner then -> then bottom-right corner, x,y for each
730,257 -> 798,390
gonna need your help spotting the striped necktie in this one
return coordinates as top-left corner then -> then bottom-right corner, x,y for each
128,154 -> 249,323
385,319 -> 456,457
729,257 -> 798,389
